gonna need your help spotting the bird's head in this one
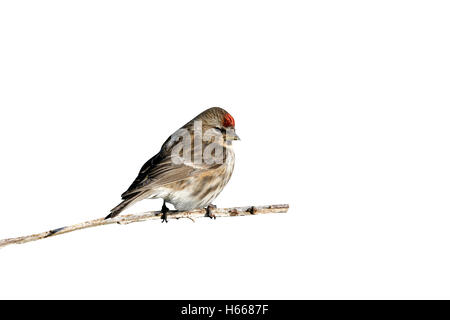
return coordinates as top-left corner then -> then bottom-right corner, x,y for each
195,107 -> 240,143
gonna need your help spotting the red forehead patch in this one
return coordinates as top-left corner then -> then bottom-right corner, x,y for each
223,113 -> 235,127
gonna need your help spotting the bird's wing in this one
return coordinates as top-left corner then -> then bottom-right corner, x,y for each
121,133 -> 220,199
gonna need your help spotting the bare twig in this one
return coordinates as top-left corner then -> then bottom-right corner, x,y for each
0,204 -> 289,248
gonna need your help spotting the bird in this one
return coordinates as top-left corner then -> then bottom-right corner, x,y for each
105,107 -> 240,222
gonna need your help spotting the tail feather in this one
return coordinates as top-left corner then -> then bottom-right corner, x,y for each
105,192 -> 146,219
105,200 -> 132,219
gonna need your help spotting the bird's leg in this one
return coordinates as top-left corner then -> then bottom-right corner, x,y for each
161,200 -> 169,223
205,204 -> 217,219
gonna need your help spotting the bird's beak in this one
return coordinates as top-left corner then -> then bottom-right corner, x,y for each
225,128 -> 241,141
230,131 -> 241,140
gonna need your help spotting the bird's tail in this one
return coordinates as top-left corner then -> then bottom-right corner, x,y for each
105,200 -> 131,219
105,192 -> 145,219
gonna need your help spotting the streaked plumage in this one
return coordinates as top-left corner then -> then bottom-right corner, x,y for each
106,107 -> 239,220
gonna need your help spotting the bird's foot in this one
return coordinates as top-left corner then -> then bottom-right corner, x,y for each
205,204 -> 217,219
161,202 -> 169,223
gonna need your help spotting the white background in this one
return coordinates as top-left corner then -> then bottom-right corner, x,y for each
0,1 -> 449,299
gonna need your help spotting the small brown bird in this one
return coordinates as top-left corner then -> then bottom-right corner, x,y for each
106,107 -> 240,222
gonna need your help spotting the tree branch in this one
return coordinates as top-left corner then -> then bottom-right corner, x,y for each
0,204 -> 289,248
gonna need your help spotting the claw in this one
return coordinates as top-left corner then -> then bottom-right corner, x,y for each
206,204 -> 217,219
161,201 -> 169,223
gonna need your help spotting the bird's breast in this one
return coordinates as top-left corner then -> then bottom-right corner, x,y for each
157,148 -> 235,211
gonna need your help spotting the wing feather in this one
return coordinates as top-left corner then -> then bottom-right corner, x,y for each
121,132 -> 221,199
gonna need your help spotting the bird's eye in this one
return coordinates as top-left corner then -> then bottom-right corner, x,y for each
215,127 -> 226,133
